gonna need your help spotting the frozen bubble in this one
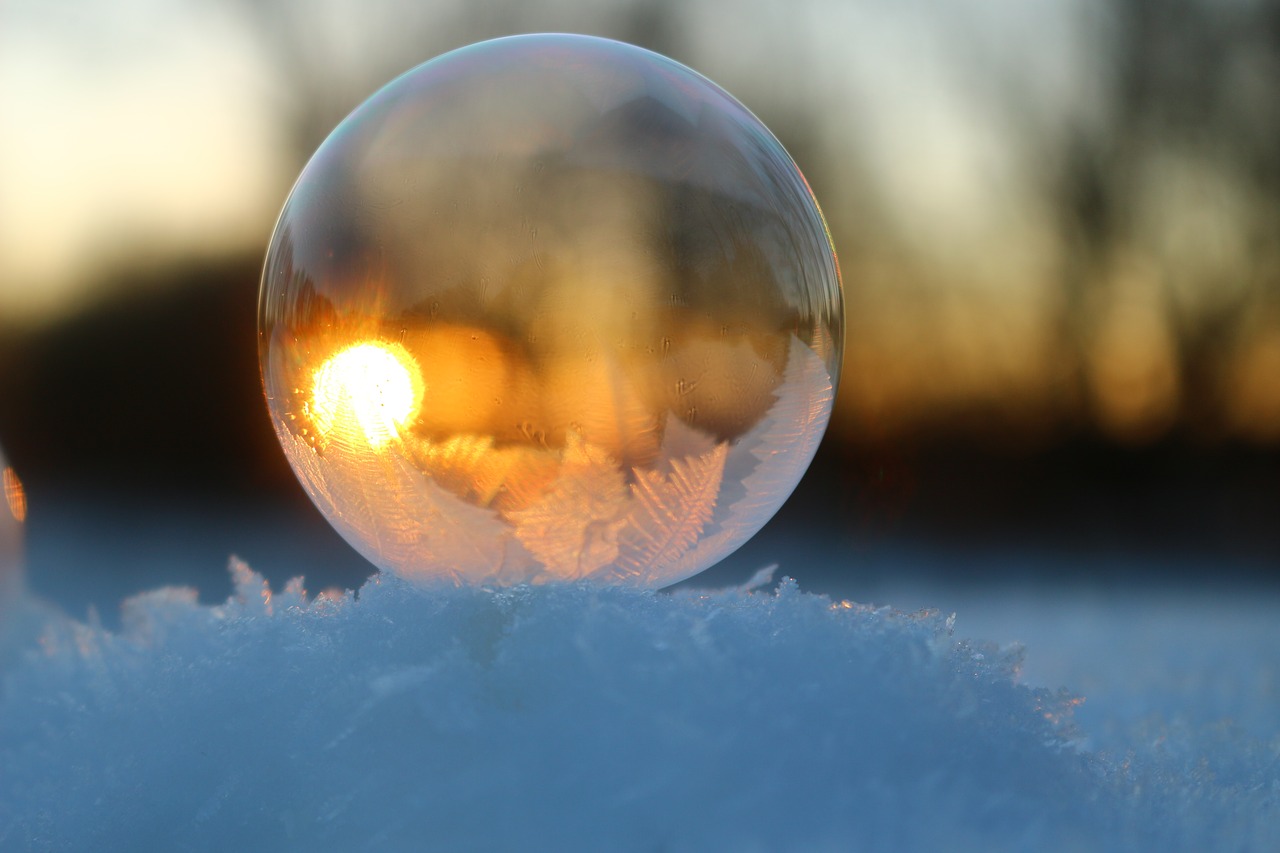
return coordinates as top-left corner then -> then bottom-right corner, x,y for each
0,445 -> 27,657
259,34 -> 843,586
0,445 -> 23,599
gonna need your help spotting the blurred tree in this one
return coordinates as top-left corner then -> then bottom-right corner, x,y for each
1048,0 -> 1280,441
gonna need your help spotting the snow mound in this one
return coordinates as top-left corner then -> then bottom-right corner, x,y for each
1,562 -> 1275,851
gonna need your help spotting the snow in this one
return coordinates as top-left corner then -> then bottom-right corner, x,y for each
1,560 -> 1277,851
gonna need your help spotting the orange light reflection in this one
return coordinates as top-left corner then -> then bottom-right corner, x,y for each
3,467 -> 26,523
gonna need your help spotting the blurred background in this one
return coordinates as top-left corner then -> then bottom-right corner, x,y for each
1,0 -> 1278,616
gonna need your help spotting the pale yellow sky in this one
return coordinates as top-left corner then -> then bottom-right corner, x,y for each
0,0 -> 287,320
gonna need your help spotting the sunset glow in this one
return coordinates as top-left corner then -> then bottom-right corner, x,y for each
310,342 -> 423,450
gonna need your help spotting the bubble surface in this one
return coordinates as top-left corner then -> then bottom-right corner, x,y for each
259,34 -> 843,586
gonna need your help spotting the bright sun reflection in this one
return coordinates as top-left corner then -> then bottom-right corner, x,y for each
310,341 -> 424,450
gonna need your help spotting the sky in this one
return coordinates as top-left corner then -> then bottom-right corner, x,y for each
0,0 -> 286,319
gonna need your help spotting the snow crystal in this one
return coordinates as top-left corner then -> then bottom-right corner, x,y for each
1,562 -> 1276,852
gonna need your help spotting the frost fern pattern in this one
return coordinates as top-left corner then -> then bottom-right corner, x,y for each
280,338 -> 832,585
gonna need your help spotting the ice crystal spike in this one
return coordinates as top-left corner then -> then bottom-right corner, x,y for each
259,34 -> 843,586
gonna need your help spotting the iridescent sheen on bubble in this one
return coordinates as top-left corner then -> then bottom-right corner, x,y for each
259,34 -> 843,586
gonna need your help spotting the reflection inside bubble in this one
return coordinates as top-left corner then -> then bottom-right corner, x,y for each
260,34 -> 843,586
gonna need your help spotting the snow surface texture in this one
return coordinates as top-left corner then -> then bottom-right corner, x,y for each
2,563 -> 1277,852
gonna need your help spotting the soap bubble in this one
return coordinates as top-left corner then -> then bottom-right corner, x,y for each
0,445 -> 25,615
259,34 -> 843,587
